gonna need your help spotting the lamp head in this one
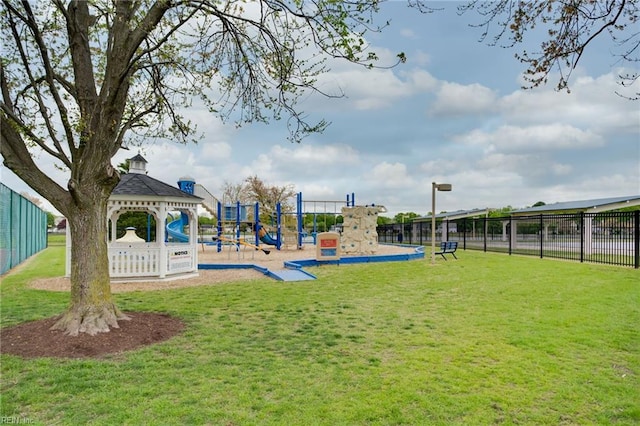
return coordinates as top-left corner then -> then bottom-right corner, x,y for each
435,183 -> 452,191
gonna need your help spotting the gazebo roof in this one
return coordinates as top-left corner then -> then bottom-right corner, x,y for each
113,173 -> 202,200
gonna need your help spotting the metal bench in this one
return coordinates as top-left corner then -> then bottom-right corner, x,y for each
435,241 -> 458,260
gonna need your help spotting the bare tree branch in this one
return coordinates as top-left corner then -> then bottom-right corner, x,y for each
456,0 -> 639,98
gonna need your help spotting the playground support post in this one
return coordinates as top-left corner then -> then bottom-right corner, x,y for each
297,192 -> 304,248
347,192 -> 355,207
276,202 -> 282,250
236,201 -> 241,242
217,201 -> 223,252
254,202 -> 260,248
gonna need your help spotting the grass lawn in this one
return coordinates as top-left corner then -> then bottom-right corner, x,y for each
1,246 -> 638,425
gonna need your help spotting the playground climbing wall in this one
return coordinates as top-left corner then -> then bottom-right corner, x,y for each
340,206 -> 379,254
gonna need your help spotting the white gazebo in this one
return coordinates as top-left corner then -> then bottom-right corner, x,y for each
65,154 -> 202,281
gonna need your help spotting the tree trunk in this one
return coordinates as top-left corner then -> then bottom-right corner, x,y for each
51,184 -> 129,336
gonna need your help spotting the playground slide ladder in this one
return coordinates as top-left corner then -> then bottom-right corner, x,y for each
194,184 -> 219,216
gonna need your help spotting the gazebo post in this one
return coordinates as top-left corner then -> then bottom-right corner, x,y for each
110,212 -> 118,243
158,202 -> 167,278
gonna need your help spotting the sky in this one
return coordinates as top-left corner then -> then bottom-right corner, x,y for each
2,1 -> 639,219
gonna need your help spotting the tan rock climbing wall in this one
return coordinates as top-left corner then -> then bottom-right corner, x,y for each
340,206 -> 379,254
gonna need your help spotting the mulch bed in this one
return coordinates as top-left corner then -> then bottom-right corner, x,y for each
0,312 -> 184,359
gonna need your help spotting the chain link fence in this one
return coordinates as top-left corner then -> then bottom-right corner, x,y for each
0,183 -> 48,275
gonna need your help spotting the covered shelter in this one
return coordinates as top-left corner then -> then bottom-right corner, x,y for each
65,154 -> 202,281
413,208 -> 493,240
512,195 -> 640,215
510,195 -> 640,254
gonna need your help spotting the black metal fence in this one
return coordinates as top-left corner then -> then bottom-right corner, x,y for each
378,210 -> 640,268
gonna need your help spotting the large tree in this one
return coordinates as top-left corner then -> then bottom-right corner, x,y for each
243,175 -> 297,216
220,180 -> 248,205
0,0 -> 403,336
2,0 -> 634,336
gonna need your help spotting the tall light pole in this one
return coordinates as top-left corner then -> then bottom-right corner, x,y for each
431,182 -> 452,264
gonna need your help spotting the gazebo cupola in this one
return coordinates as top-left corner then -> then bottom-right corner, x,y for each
65,154 -> 203,282
128,154 -> 148,174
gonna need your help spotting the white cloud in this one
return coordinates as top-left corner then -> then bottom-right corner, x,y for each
298,183 -> 340,200
369,162 -> 414,188
201,142 -> 232,160
405,68 -> 438,91
430,81 -> 499,116
532,173 -> 638,205
221,143 -> 364,190
502,70 -> 638,134
268,143 -> 359,164
455,124 -> 605,153
412,50 -> 431,66
400,28 -> 418,39
419,159 -> 462,176
312,47 -> 438,112
551,163 -> 572,176
317,68 -> 412,110
476,153 -> 531,172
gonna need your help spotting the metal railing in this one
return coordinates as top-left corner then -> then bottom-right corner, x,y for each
378,210 -> 640,268
194,184 -> 219,216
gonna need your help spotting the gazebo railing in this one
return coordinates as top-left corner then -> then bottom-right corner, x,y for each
109,244 -> 160,277
108,243 -> 197,278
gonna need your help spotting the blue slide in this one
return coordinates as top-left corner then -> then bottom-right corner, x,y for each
257,223 -> 278,246
166,212 -> 189,242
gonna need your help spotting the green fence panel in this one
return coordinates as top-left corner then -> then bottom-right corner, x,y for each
0,183 -> 48,275
0,184 -> 10,273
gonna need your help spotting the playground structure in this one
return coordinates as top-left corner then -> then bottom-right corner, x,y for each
340,204 -> 386,254
291,192 -> 355,248
208,191 -> 357,254
212,200 -> 282,254
203,192 -> 389,257
160,184 -> 413,281
292,192 -> 387,254
166,211 -> 190,243
196,192 -> 407,282
63,154 -> 422,283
